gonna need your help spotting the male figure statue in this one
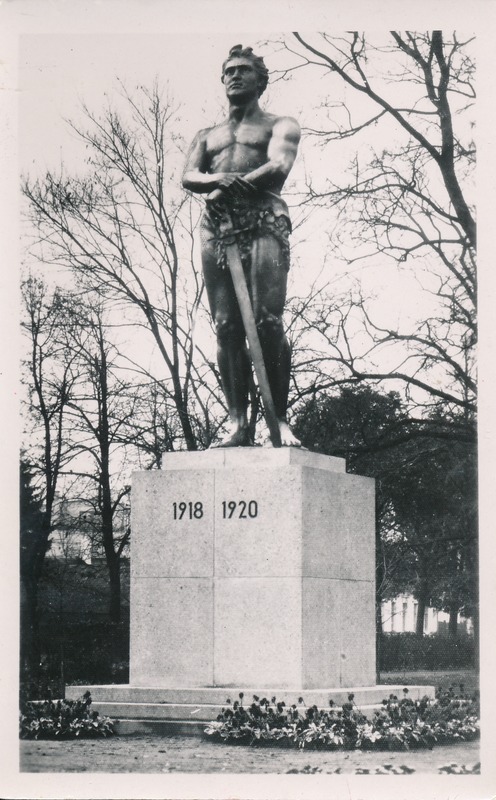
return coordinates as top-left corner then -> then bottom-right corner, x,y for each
183,44 -> 301,447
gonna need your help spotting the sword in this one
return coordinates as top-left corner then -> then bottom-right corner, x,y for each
213,198 -> 282,448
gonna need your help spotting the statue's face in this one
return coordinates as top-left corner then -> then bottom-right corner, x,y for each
222,57 -> 261,100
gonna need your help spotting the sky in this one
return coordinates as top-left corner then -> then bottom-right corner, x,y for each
17,29 -> 447,332
18,32 -> 352,229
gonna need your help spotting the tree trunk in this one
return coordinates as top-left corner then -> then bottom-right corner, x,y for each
20,576 -> 40,691
472,603 -> 479,671
175,388 -> 198,451
98,344 -> 122,623
21,515 -> 53,693
375,501 -> 384,682
100,485 -> 121,624
448,602 -> 458,638
107,555 -> 122,625
439,157 -> 477,249
415,582 -> 429,637
375,601 -> 383,683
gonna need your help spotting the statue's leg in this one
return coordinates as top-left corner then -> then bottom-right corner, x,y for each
251,235 -> 300,446
201,231 -> 252,446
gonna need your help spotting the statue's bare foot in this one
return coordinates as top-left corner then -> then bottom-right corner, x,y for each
265,421 -> 301,448
211,425 -> 253,448
278,421 -> 301,447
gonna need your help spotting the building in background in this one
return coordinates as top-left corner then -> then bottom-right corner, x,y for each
381,595 -> 473,636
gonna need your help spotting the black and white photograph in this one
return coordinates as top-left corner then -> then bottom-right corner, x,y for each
1,1 -> 495,799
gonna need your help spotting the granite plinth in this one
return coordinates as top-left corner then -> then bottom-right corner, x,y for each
129,447 -> 376,690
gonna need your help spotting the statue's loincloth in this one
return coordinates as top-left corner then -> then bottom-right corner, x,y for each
200,192 -> 291,271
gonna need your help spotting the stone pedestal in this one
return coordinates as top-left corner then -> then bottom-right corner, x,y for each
67,449 -> 436,734
129,448 -> 376,690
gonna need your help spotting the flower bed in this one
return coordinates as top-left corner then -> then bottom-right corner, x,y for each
20,691 -> 115,740
205,687 -> 479,751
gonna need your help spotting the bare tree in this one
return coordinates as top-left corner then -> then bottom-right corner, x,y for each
58,296 -> 134,623
22,82 -> 224,450
22,277 -> 137,623
20,276 -> 78,674
282,31 -> 475,441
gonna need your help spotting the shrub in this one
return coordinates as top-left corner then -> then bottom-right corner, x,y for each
205,687 -> 479,751
379,632 -> 475,671
20,691 -> 116,740
21,616 -> 130,700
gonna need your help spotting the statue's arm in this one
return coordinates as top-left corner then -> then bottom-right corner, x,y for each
182,129 -> 228,194
243,116 -> 300,190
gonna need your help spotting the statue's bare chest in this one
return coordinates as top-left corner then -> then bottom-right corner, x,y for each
206,120 -> 274,168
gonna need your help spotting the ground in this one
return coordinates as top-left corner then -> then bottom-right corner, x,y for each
20,734 -> 480,774
20,669 -> 480,775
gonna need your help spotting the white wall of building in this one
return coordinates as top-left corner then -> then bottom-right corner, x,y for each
381,595 -> 472,635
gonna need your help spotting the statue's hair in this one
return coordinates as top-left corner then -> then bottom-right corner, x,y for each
221,45 -> 269,97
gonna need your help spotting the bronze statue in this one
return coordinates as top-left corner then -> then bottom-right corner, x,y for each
183,45 -> 301,447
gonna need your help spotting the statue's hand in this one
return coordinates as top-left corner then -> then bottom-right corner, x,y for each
217,175 -> 257,199
206,187 -> 226,221
206,187 -> 225,204
206,177 -> 256,219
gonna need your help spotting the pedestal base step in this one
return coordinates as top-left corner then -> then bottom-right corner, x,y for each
114,719 -> 208,737
66,684 -> 436,736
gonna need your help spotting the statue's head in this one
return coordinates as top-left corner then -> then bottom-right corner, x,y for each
221,45 -> 269,98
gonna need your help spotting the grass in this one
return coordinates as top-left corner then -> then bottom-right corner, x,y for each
380,668 -> 478,694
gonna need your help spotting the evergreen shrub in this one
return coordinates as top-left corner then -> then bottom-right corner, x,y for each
380,633 -> 475,671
